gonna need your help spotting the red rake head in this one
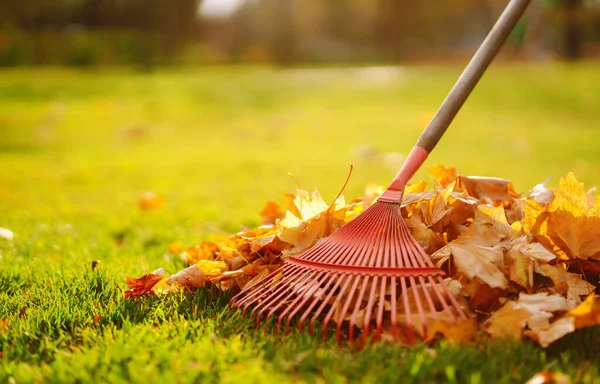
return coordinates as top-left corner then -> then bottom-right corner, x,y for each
231,200 -> 468,344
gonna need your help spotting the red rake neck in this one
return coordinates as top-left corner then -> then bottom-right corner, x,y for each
378,146 -> 429,203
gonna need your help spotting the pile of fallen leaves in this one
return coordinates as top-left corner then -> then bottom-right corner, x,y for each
125,166 -> 600,347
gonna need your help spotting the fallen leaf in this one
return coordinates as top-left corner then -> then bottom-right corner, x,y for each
166,264 -> 207,289
138,191 -> 164,211
528,178 -> 554,205
168,241 -> 184,254
260,202 -> 285,225
546,210 -> 600,260
428,164 -> 457,188
483,301 -> 531,340
125,273 -> 165,298
184,241 -> 219,264
458,176 -> 520,202
428,317 -> 478,345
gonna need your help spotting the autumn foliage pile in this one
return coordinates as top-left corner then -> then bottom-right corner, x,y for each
126,167 -> 600,347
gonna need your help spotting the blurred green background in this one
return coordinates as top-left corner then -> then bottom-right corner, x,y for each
1,2 -> 600,382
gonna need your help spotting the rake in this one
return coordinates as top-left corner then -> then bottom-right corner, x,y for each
232,0 -> 531,343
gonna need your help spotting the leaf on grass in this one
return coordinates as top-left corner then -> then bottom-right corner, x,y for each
138,191 -> 164,211
125,272 -> 165,298
166,264 -> 207,289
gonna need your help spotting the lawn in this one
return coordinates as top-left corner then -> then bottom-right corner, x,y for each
1,63 -> 600,383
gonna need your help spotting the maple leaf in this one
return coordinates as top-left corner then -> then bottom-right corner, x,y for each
546,210 -> 600,260
433,226 -> 508,289
276,188 -> 346,253
507,237 -> 556,291
549,172 -> 591,216
125,271 -> 165,298
405,213 -> 445,253
457,176 -> 520,202
428,164 -> 457,188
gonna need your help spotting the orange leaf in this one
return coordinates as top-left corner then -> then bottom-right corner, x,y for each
428,164 -> 457,188
260,202 -> 285,225
125,273 -> 165,298
138,191 -> 164,211
546,210 -> 600,260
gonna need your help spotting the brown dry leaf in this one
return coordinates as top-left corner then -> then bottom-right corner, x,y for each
475,204 -> 515,240
433,226 -> 507,289
507,237 -> 556,291
483,301 -> 531,340
428,164 -> 457,188
125,272 -> 165,298
516,292 -> 570,332
546,210 -> 600,260
0,319 -> 8,334
405,213 -> 445,253
458,176 -> 519,202
166,264 -> 207,289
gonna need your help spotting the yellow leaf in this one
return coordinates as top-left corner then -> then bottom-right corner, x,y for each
428,164 -> 457,188
549,172 -> 588,216
184,241 -> 219,264
546,210 -> 600,260
568,293 -> 600,328
197,260 -> 228,277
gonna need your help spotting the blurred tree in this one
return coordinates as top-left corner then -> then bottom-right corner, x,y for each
559,0 -> 583,59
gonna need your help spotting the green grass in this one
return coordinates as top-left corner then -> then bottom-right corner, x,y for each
1,63 -> 600,383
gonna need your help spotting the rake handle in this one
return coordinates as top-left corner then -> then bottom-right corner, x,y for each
381,0 -> 531,202
417,0 -> 531,153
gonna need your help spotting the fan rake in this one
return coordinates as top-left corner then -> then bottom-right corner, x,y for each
232,0 -> 531,343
